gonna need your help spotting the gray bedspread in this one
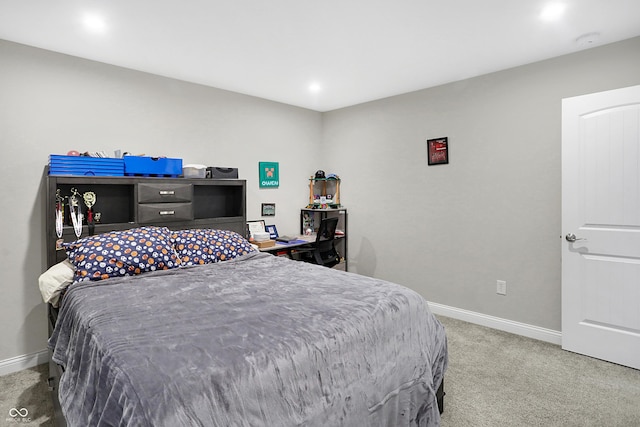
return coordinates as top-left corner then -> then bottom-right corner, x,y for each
49,252 -> 448,426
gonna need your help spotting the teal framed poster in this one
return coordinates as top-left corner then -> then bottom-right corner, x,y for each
259,162 -> 279,188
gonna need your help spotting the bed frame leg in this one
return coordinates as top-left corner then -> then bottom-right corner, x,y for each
436,379 -> 445,414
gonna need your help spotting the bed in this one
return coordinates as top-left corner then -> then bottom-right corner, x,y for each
43,174 -> 447,426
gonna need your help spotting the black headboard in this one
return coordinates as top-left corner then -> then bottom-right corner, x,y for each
45,169 -> 246,268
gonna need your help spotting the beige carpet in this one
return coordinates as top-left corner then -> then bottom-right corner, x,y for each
437,315 -> 640,426
2,316 -> 639,426
0,363 -> 54,426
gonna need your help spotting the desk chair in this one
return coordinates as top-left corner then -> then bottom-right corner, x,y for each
297,216 -> 340,268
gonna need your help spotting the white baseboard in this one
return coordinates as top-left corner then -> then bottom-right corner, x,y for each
428,302 -> 562,345
0,349 -> 49,377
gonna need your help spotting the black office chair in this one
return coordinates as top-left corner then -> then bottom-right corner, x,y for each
297,216 -> 341,268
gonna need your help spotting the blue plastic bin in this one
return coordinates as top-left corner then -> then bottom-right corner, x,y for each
124,156 -> 182,177
49,155 -> 125,176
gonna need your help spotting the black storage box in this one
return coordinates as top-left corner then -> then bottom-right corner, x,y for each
207,167 -> 238,179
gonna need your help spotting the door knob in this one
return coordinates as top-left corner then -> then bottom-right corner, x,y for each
565,233 -> 586,242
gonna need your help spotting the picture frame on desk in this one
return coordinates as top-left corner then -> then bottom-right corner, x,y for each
265,224 -> 278,239
246,220 -> 265,238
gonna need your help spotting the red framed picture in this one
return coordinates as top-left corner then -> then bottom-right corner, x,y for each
427,137 -> 449,165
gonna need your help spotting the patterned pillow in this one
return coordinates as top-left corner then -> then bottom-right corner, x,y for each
171,229 -> 255,266
64,226 -> 181,283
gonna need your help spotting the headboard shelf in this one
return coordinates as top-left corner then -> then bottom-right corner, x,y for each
46,169 -> 246,268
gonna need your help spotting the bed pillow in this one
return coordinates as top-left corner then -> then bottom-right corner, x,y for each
172,229 -> 255,266
38,259 -> 75,307
64,226 -> 181,283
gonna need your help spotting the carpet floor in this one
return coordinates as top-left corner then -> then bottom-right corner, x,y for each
0,363 -> 54,426
437,315 -> 640,426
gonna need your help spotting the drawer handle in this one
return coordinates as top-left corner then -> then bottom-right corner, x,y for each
159,190 -> 175,195
159,210 -> 175,216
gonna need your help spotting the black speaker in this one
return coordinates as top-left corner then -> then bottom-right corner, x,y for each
206,167 -> 238,179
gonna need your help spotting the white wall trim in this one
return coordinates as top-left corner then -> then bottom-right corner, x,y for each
0,349 -> 49,377
428,302 -> 562,345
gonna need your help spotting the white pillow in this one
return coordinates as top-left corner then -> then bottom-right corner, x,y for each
38,259 -> 75,307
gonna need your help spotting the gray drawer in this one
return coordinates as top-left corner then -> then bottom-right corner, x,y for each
137,202 -> 193,223
137,183 -> 192,203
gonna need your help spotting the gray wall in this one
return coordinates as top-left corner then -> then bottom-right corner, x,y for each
322,36 -> 640,331
1,36 -> 639,364
0,40 -> 322,362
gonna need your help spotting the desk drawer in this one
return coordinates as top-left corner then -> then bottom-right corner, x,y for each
137,202 -> 193,223
137,183 -> 192,203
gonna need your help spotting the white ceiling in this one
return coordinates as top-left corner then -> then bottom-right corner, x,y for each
1,1 -> 639,112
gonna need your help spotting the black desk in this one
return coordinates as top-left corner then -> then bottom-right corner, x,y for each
258,235 -> 315,256
258,234 -> 347,270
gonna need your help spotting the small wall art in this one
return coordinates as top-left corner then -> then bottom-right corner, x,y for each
261,203 -> 276,216
427,137 -> 449,165
259,162 -> 279,188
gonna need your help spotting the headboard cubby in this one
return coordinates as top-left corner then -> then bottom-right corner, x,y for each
45,168 -> 247,268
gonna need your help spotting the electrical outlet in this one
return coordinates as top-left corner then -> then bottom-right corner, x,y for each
497,280 -> 507,295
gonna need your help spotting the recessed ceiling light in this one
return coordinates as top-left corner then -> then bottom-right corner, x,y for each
540,3 -> 566,21
309,82 -> 321,93
83,13 -> 107,33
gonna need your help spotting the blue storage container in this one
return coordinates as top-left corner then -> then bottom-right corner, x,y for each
49,155 -> 125,176
124,156 -> 182,177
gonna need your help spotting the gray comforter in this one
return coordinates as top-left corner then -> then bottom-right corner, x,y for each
49,252 -> 447,426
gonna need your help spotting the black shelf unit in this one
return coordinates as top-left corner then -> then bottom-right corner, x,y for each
45,170 -> 246,268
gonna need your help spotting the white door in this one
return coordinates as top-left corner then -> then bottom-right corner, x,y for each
562,84 -> 640,370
